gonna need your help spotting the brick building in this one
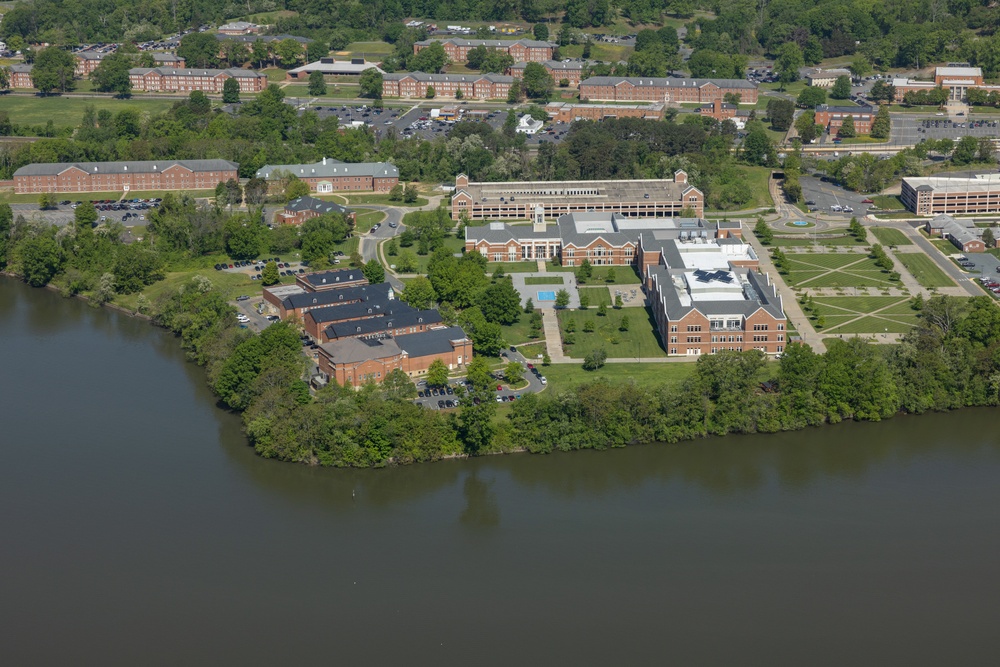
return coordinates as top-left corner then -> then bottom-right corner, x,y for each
698,100 -> 751,128
545,102 -> 665,122
451,170 -> 704,221
295,268 -> 368,292
922,213 -> 1000,253
579,76 -> 758,104
256,158 -> 399,194
323,307 -> 443,342
466,212 -> 742,268
13,159 -> 238,194
814,104 -> 876,135
892,66 -> 1000,102
271,281 -> 394,322
151,53 -> 186,67
902,174 -> 1000,216
10,64 -> 33,88
382,72 -> 514,100
275,196 -> 356,226
74,51 -> 110,76
645,236 -> 785,357
317,326 -> 472,388
508,60 -> 583,86
128,67 -> 267,93
413,38 -> 556,63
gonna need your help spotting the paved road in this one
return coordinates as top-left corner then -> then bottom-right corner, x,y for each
891,222 -> 984,297
413,346 -> 546,411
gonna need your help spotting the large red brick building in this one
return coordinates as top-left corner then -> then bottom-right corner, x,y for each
902,174 -> 1000,217
13,159 -> 238,194
128,67 -> 267,93
892,66 -> 1000,102
644,234 -> 786,357
10,64 -> 34,88
813,104 -> 876,135
580,76 -> 758,104
382,72 -> 514,100
451,171 -> 704,221
509,60 -> 583,86
317,325 -> 472,388
256,158 -> 399,194
413,38 -> 556,63
275,196 -> 356,226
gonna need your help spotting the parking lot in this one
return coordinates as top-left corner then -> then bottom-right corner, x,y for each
893,115 -> 1000,146
413,347 -> 547,410
798,174 -> 873,217
216,256 -> 309,284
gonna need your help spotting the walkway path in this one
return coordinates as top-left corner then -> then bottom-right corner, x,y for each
541,309 -> 569,363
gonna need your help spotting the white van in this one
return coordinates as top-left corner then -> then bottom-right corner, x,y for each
831,204 -> 843,212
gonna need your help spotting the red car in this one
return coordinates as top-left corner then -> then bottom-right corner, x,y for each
862,198 -> 874,204
497,385 -> 503,391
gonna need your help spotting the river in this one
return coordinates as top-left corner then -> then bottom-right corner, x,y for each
2,276 -> 999,665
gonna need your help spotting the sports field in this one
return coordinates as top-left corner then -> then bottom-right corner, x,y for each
0,95 -> 175,128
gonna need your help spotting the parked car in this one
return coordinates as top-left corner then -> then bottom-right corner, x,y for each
236,314 -> 250,323
236,295 -> 250,301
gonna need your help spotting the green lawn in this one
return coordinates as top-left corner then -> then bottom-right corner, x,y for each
488,261 -> 541,273
930,238 -> 958,254
786,254 -> 897,288
577,286 -> 613,307
869,227 -> 911,246
895,252 -> 955,288
516,342 -> 547,360
405,235 -> 465,274
262,68 -> 289,82
354,209 -> 386,232
558,307 -> 666,359
706,166 -> 774,212
559,42 -> 632,62
807,296 -> 919,334
872,195 -> 904,210
0,95 -> 176,128
542,361 -> 696,392
553,263 -> 643,285
344,41 -> 395,56
345,194 -> 428,207
500,316 -> 543,346
524,276 -> 565,285
771,234 -> 867,247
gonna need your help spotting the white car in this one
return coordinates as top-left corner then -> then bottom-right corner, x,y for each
236,314 -> 250,323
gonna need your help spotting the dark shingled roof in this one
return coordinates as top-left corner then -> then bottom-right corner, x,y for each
299,267 -> 366,288
284,196 -> 352,217
282,282 -> 393,311
14,159 -> 237,177
326,307 -> 442,339
394,326 -> 470,357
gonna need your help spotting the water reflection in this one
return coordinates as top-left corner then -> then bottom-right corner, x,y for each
459,473 -> 500,528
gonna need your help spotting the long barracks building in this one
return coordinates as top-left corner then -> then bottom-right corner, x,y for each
382,72 -> 514,100
451,171 -> 704,221
579,76 -> 758,104
13,159 -> 238,194
413,38 -> 556,63
255,158 -> 399,194
128,67 -> 267,93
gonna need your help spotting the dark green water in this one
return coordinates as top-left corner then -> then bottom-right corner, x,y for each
2,276 -> 999,666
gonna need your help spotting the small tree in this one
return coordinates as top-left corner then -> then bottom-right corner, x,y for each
308,70 -> 327,96
579,258 -> 593,278
455,88 -> 464,100
579,292 -> 590,309
597,303 -> 608,317
583,347 -> 607,371
555,289 -> 570,309
604,268 -> 616,283
614,294 -> 623,309
403,184 -> 419,203
426,359 -> 450,387
983,228 -> 996,249
504,361 -> 524,385
583,319 -> 595,332
362,258 -> 385,284
754,217 -> 773,244
426,85 -> 436,99
830,75 -> 852,100
261,260 -> 280,285
38,193 -> 53,210
74,202 -> 98,228
838,115 -> 856,138
222,77 -> 241,104
524,298 -> 534,313
542,353 -> 551,366
386,238 -> 398,256
870,104 -> 891,139
388,184 -> 404,201
619,315 -> 630,332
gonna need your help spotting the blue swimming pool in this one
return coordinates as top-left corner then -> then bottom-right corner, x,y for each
537,290 -> 557,301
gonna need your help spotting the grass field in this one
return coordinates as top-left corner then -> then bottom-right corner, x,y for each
553,264 -> 643,285
786,253 -> 896,288
807,296 -> 919,334
558,307 -> 666,359
771,234 -> 867,247
500,316 -> 543,346
542,361 -> 696,392
577,286 -> 613,307
345,194 -> 429,207
488,261 -> 540,273
895,252 -> 955,288
929,238 -> 958,254
706,166 -> 774,212
408,235 -> 465,274
344,41 -> 395,55
870,227 -> 911,246
525,276 -> 565,285
872,195 -> 904,210
559,42 -> 632,62
0,95 -> 176,128
354,209 -> 386,232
